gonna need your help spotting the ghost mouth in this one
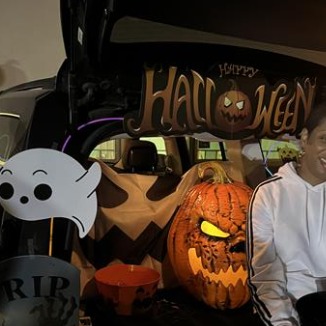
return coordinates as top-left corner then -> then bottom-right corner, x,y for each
71,215 -> 85,233
20,196 -> 29,204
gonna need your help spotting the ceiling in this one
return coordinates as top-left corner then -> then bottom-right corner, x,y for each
115,0 -> 326,51
60,0 -> 326,72
112,16 -> 326,67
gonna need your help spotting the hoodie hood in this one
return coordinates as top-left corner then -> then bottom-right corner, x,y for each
276,162 -> 326,247
277,161 -> 326,191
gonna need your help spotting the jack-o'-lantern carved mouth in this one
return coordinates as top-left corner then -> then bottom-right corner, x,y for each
187,248 -> 248,287
221,110 -> 248,123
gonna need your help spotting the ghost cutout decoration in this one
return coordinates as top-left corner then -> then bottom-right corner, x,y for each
0,148 -> 102,238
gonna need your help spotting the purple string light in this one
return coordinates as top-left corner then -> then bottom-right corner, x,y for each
61,117 -> 124,152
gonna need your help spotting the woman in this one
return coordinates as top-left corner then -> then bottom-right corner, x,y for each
246,100 -> 326,326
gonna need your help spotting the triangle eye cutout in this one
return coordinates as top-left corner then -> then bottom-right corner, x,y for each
224,96 -> 232,107
236,100 -> 244,110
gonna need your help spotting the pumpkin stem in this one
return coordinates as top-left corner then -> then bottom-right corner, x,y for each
229,79 -> 238,91
197,161 -> 232,184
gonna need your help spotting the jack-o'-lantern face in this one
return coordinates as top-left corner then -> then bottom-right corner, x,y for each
132,285 -> 158,315
167,162 -> 253,310
215,89 -> 252,133
278,145 -> 299,164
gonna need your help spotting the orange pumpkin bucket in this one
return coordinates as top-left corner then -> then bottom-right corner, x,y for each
94,264 -> 160,316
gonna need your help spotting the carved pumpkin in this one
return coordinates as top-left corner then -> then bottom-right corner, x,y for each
215,80 -> 252,132
167,162 -> 253,310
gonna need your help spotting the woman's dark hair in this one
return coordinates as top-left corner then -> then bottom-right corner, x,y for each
303,99 -> 326,133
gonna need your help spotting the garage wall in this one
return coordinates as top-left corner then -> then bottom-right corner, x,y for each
0,0 -> 66,90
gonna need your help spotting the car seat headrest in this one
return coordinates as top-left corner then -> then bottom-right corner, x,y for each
122,140 -> 158,173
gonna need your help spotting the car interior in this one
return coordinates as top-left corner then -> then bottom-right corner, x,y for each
1,1 -> 326,325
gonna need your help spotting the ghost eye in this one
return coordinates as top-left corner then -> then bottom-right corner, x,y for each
236,100 -> 244,110
34,184 -> 52,201
224,96 -> 232,108
0,182 -> 14,200
200,220 -> 230,238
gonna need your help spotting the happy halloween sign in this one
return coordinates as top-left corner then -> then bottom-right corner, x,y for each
124,64 -> 316,139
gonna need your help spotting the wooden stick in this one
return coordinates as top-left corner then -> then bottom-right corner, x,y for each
48,218 -> 54,256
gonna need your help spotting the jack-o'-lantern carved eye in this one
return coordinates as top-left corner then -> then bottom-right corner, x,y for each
224,96 -> 232,107
236,100 -> 244,110
200,220 -> 230,238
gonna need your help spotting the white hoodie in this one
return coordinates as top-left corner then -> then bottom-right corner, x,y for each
246,162 -> 326,326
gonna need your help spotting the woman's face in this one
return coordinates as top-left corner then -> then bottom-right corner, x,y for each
300,118 -> 326,185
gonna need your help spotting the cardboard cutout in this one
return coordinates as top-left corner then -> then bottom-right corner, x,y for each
0,255 -> 79,326
71,161 -> 202,296
124,64 -> 318,140
0,148 -> 101,238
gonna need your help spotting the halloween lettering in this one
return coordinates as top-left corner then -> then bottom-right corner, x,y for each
124,65 -> 316,139
0,276 -> 70,302
249,80 -> 315,136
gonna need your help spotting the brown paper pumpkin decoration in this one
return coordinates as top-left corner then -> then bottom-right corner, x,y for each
167,161 -> 253,310
215,79 -> 252,132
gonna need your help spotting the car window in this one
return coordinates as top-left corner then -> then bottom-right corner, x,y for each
0,113 -> 21,165
89,139 -> 120,163
140,137 -> 166,155
260,138 -> 301,175
194,140 -> 227,162
89,136 -> 167,164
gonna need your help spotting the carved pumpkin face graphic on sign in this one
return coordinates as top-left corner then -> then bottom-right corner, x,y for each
215,80 -> 252,133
